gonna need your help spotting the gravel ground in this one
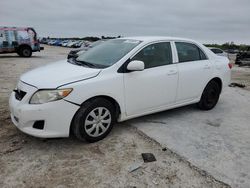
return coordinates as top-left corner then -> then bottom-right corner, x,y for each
229,53 -> 250,91
231,66 -> 250,90
132,87 -> 250,188
0,45 -> 244,188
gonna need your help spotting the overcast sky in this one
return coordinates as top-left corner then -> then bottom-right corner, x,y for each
1,0 -> 249,44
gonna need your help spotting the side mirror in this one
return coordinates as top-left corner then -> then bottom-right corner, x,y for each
127,60 -> 145,71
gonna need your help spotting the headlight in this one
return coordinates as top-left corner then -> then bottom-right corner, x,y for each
30,88 -> 72,104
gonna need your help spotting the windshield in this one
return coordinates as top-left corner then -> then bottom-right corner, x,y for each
90,40 -> 103,47
76,39 -> 141,68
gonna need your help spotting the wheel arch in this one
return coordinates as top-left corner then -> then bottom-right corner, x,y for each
17,44 -> 32,51
205,77 -> 223,94
69,95 -> 121,136
82,95 -> 121,119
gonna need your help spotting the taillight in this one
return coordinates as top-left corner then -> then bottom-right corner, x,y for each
228,63 -> 232,69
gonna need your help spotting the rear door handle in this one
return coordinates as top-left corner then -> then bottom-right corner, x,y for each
204,64 -> 211,69
167,70 -> 177,75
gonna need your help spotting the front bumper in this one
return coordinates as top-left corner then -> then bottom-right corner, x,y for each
9,81 -> 79,138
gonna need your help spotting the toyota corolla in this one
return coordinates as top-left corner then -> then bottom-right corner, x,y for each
9,37 -> 231,142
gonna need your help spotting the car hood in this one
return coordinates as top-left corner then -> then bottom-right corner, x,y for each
20,60 -> 101,88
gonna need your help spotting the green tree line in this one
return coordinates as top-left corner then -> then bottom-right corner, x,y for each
205,42 -> 250,51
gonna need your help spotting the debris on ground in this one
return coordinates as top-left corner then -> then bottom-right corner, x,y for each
162,147 -> 167,151
166,173 -> 178,184
2,147 -> 22,155
152,178 -> 159,185
141,153 -> 157,163
128,161 -> 143,173
229,82 -> 246,88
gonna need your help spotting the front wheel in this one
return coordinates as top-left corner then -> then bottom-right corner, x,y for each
198,81 -> 220,110
72,98 -> 115,142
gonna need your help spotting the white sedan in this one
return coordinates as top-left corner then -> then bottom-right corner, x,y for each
9,37 -> 231,142
209,47 -> 228,58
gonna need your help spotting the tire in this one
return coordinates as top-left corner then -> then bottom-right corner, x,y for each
72,98 -> 116,142
18,46 -> 32,57
198,80 -> 220,110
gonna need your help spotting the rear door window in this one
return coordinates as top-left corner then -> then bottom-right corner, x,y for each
175,42 -> 207,62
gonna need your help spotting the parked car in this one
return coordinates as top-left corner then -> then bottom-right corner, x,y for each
209,47 -> 228,58
71,41 -> 83,48
0,26 -> 43,57
61,40 -> 71,47
67,41 -> 78,48
48,40 -> 56,45
40,38 -> 48,44
67,40 -> 106,59
61,40 -> 69,47
235,47 -> 250,66
9,37 -> 231,142
66,40 -> 76,47
57,40 -> 65,46
53,40 -> 62,46
225,49 -> 239,54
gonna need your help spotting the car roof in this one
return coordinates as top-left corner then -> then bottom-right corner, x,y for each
121,36 -> 196,43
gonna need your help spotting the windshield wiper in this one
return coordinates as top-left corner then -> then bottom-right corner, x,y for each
68,58 -> 108,69
76,60 -> 98,68
68,58 -> 97,68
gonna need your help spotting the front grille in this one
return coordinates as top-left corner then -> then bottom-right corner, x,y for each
14,89 -> 26,101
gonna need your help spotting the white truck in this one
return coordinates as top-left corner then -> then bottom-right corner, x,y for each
0,26 -> 43,57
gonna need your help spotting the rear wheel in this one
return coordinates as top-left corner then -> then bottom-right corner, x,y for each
18,46 -> 32,57
198,80 -> 220,110
72,98 -> 115,142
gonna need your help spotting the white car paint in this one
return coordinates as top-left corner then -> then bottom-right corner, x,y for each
20,61 -> 101,88
124,62 -> 178,116
9,36 -> 231,138
176,58 -> 213,102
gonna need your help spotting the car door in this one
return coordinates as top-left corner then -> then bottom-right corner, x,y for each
123,42 -> 178,116
174,42 -> 213,103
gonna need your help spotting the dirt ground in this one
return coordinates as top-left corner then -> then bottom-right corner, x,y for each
0,45 -> 246,188
229,53 -> 250,91
231,66 -> 250,90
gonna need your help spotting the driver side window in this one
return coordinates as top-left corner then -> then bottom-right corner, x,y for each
131,42 -> 172,69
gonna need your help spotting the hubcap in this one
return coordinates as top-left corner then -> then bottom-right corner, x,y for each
84,107 -> 111,137
23,49 -> 30,56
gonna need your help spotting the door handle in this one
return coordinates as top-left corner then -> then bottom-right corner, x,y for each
167,70 -> 177,75
204,64 -> 211,69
